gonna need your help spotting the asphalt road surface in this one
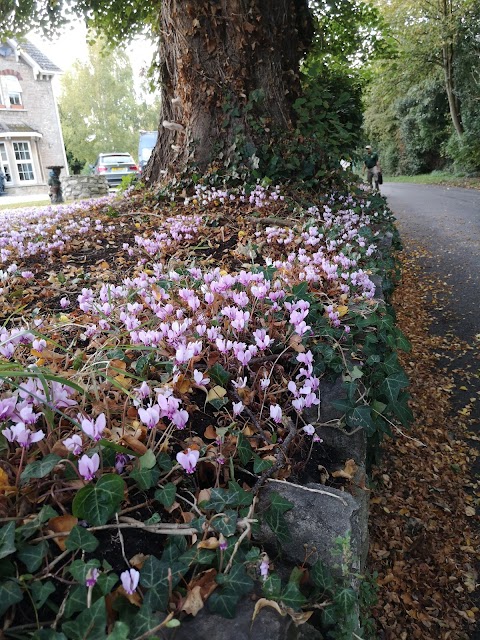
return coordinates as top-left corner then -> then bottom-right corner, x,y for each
382,182 -> 480,341
382,182 -> 480,639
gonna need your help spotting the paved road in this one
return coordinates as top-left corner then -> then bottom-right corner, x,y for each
382,182 -> 480,341
382,182 -> 480,639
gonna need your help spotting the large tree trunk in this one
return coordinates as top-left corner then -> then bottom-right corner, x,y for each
144,0 -> 313,183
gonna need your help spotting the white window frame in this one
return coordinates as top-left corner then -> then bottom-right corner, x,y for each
0,76 -> 23,108
13,141 -> 35,182
0,142 -> 13,183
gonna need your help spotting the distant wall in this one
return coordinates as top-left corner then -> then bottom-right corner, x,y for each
62,176 -> 109,200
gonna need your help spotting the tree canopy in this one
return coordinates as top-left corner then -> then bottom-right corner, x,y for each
59,41 -> 160,169
364,0 -> 480,174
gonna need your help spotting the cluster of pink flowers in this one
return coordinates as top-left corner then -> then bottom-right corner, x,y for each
0,379 -> 76,448
0,185 -> 390,490
0,197 -> 114,263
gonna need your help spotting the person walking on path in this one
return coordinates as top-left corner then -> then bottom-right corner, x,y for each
363,145 -> 381,190
0,169 -> 5,196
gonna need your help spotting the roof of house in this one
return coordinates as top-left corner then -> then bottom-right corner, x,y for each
19,40 -> 62,73
0,122 -> 42,135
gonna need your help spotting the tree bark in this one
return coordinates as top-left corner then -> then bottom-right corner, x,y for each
144,0 -> 314,183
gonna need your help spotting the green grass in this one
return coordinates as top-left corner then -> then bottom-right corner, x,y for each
383,172 -> 480,189
0,199 -> 50,211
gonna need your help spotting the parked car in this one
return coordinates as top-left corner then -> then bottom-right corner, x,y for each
138,131 -> 158,171
91,153 -> 139,187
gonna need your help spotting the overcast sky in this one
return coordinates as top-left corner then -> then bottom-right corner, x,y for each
28,23 -> 156,95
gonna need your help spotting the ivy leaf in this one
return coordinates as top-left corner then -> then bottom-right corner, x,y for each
382,352 -> 401,376
140,556 -> 187,612
127,605 -> 163,637
264,492 -> 293,544
0,522 -> 16,560
268,492 -> 293,514
19,505 -> 58,540
225,480 -> 253,507
156,452 -> 173,473
280,582 -> 307,610
20,454 -> 62,484
66,526 -> 99,553
395,329 -> 412,352
331,397 -> 353,413
213,510 -> 238,537
138,450 -> 157,470
207,363 -> 231,387
106,622 -> 130,640
322,604 -> 337,627
69,559 -> 101,585
310,559 -> 335,594
32,631 -> 68,640
346,405 -> 375,436
62,595 -> 107,640
72,474 -> 124,526
0,580 -> 23,617
207,589 -> 240,619
333,586 -> 357,615
236,432 -> 253,466
253,455 -> 273,474
263,573 -> 282,600
154,482 -> 176,508
64,585 -> 88,619
30,580 -> 55,609
130,465 -> 160,490
17,541 -> 48,572
379,371 -> 409,404
216,563 -> 253,596
389,391 -> 413,427
201,487 -> 226,512
96,573 -> 119,596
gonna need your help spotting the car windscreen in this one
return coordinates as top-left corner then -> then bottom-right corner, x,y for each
102,156 -> 134,165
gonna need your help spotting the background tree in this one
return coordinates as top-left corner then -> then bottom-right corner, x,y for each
364,0 -> 480,174
59,40 -> 161,169
3,0 -> 384,184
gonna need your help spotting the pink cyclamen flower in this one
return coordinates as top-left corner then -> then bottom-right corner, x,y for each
60,297 -> 70,309
232,401 -> 244,416
120,568 -> 140,595
303,425 -> 315,436
0,396 -> 17,421
193,369 -> 210,386
85,568 -> 99,587
259,559 -> 270,580
63,434 -> 83,456
138,405 -> 161,429
79,413 -> 106,441
176,448 -> 200,474
269,404 -> 283,424
172,409 -> 189,430
2,424 -> 45,448
78,453 -> 100,481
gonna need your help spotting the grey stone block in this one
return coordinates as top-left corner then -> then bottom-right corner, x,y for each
256,479 -> 369,578
318,424 -> 367,467
165,597 -> 295,640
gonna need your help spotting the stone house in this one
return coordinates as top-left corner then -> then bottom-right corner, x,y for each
0,39 -> 68,196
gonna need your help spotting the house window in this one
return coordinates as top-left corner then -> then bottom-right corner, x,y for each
0,75 -> 23,108
13,141 -> 35,181
0,143 -> 12,182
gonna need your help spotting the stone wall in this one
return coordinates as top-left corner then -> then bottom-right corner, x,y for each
62,176 -> 109,201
